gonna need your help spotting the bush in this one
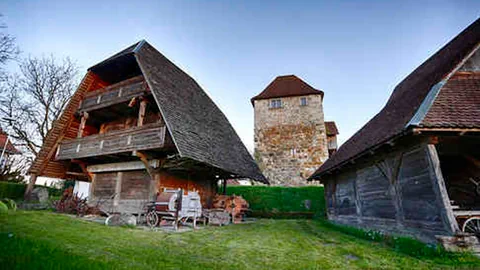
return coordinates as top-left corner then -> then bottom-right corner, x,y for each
224,186 -> 325,219
2,198 -> 16,211
0,182 -> 26,200
0,201 -> 8,214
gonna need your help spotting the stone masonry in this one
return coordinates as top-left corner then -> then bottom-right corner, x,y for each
252,75 -> 332,186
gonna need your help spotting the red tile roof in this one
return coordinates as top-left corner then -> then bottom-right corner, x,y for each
0,131 -> 20,154
251,75 -> 323,105
325,121 -> 339,136
310,18 -> 480,180
421,72 -> 480,128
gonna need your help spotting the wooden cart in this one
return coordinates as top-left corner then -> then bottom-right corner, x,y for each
145,189 -> 202,230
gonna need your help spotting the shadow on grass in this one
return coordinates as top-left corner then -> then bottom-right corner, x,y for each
298,218 -> 480,267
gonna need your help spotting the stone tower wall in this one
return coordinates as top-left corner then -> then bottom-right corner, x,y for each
254,94 -> 329,186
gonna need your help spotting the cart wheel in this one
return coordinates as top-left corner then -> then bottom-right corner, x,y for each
462,217 -> 480,236
146,211 -> 159,227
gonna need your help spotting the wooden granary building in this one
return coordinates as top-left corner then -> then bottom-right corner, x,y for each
309,18 -> 480,243
26,40 -> 267,213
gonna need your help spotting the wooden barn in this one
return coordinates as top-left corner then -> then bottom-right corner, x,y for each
26,40 -> 267,214
309,18 -> 480,243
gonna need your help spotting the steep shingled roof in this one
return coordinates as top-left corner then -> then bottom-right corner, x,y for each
134,42 -> 268,183
310,18 -> 480,180
28,41 -> 267,184
251,75 -> 323,105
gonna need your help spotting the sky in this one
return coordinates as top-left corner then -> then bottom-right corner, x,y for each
0,0 -> 479,152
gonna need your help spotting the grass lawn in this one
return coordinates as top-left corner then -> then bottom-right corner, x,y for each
1,211 -> 479,269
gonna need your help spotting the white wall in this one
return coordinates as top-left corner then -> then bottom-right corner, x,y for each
73,181 -> 90,199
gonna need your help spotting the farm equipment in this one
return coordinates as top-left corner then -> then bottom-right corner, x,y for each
145,189 -> 202,230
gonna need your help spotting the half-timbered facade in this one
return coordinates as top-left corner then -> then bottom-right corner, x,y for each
309,19 -> 480,243
27,41 -> 267,213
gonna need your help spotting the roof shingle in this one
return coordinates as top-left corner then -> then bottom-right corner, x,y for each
325,121 -> 339,136
421,72 -> 480,128
251,75 -> 323,105
310,18 -> 480,180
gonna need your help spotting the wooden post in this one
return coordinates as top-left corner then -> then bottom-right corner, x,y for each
113,172 -> 123,210
88,174 -> 96,204
77,112 -> 89,138
24,174 -> 38,200
137,98 -> 147,127
426,144 -> 459,234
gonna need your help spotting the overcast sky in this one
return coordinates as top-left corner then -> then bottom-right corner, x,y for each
1,1 -> 479,151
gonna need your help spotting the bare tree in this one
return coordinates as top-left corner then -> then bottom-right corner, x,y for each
0,14 -> 19,81
0,154 -> 27,182
0,56 -> 79,158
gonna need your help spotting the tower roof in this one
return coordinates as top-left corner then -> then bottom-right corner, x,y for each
325,121 -> 339,136
251,75 -> 323,105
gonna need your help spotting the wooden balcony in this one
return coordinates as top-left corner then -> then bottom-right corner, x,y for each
56,123 -> 166,160
79,76 -> 149,113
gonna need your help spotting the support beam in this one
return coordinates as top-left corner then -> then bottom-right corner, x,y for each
24,174 -> 38,200
137,98 -> 148,127
222,179 -> 227,195
135,151 -> 155,180
77,112 -> 89,138
426,144 -> 459,234
71,159 -> 93,182
113,172 -> 123,209
87,160 -> 160,173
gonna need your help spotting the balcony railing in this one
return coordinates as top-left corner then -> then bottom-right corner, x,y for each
79,76 -> 149,112
56,123 -> 166,160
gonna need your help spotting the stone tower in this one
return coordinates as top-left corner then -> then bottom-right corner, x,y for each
251,75 -> 337,186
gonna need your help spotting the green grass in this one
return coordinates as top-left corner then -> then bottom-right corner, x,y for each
225,186 -> 325,218
1,211 -> 479,269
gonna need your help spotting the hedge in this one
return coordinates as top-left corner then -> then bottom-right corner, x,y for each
0,182 -> 26,200
224,186 -> 325,219
0,182 -> 62,200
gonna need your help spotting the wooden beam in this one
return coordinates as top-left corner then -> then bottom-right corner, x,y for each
71,159 -> 93,182
87,174 -> 96,204
87,160 -> 160,173
135,151 -> 155,180
66,171 -> 87,177
137,98 -> 148,127
77,112 -> 89,138
113,172 -> 123,209
426,144 -> 459,234
465,155 -> 480,169
24,173 -> 38,199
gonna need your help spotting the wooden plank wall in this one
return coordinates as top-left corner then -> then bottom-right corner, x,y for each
89,169 -> 215,214
325,143 -> 456,243
156,171 -> 215,208
357,165 -> 396,219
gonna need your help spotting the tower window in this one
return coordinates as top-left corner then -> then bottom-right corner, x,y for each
270,99 -> 282,108
300,97 -> 307,106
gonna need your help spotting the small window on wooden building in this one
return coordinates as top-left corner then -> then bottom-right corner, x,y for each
270,99 -> 282,108
300,97 -> 307,106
